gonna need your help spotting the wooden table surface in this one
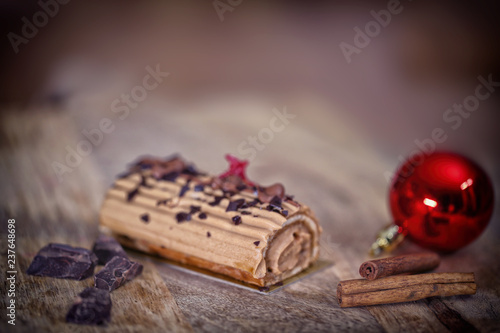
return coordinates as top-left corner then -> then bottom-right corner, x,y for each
1,99 -> 499,333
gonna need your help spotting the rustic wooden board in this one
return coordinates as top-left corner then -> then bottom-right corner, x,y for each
1,99 -> 499,332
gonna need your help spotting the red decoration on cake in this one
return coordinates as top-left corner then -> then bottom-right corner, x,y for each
219,154 -> 254,186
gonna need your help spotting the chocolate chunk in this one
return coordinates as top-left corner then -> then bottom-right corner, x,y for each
94,256 -> 143,292
179,183 -> 190,197
253,241 -> 260,246
127,188 -> 139,202
176,212 -> 191,223
140,175 -> 152,188
207,231 -> 211,238
208,195 -> 224,207
269,196 -> 282,209
194,184 -> 205,192
246,199 -> 261,208
66,287 -> 111,326
156,199 -> 169,206
226,198 -> 245,212
140,213 -> 150,223
26,243 -> 98,280
281,210 -> 289,217
232,215 -> 242,225
182,164 -> 200,176
162,171 -> 180,182
198,212 -> 207,219
241,211 -> 252,215
92,235 -> 128,265
189,205 -> 201,214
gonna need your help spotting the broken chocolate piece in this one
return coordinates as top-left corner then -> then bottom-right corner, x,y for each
189,205 -> 201,214
176,212 -> 191,223
94,256 -> 143,292
92,235 -> 128,265
194,184 -> 205,192
281,210 -> 289,217
66,287 -> 112,326
140,213 -> 150,223
26,243 -> 98,280
208,195 -> 225,207
198,212 -> 207,219
179,183 -> 190,197
157,199 -> 169,206
226,198 -> 245,212
232,215 -> 242,225
162,171 -> 180,182
127,188 -> 139,202
253,241 -> 260,246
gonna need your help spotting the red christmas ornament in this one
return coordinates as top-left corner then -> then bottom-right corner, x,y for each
389,151 -> 494,252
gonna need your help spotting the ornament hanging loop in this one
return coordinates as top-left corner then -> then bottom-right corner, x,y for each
369,224 -> 405,257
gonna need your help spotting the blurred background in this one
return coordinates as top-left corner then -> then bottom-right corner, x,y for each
1,0 -> 499,234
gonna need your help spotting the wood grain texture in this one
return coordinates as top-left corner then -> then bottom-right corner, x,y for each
1,97 -> 499,332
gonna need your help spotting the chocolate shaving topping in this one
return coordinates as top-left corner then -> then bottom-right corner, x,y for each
226,198 -> 245,212
209,195 -> 225,207
189,205 -> 201,214
281,210 -> 289,217
232,215 -> 242,225
156,199 -> 169,206
179,181 -> 191,197
162,171 -> 180,182
198,212 -> 207,219
253,241 -> 260,246
241,211 -> 252,215
194,184 -> 205,192
176,212 -> 191,223
207,231 -> 211,238
182,164 -> 201,176
274,281 -> 284,287
258,286 -> 270,292
236,184 -> 247,191
127,188 -> 139,202
246,199 -> 261,208
140,175 -> 152,188
140,213 -> 150,223
269,195 -> 282,209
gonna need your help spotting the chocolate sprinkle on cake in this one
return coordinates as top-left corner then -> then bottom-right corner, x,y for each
189,205 -> 201,214
232,215 -> 242,225
194,184 -> 205,192
156,199 -> 169,206
140,213 -> 150,223
226,198 -> 245,212
127,188 -> 139,202
207,231 -> 211,238
209,196 -> 225,206
198,212 -> 207,219
241,211 -> 252,215
162,171 -> 180,182
253,241 -> 260,246
179,183 -> 190,197
176,212 -> 191,223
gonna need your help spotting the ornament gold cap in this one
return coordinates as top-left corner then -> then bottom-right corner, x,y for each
369,224 -> 405,257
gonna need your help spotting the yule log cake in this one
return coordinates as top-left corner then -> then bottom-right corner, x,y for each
99,154 -> 322,287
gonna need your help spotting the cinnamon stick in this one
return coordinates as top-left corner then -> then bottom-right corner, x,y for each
337,272 -> 476,308
359,253 -> 440,280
